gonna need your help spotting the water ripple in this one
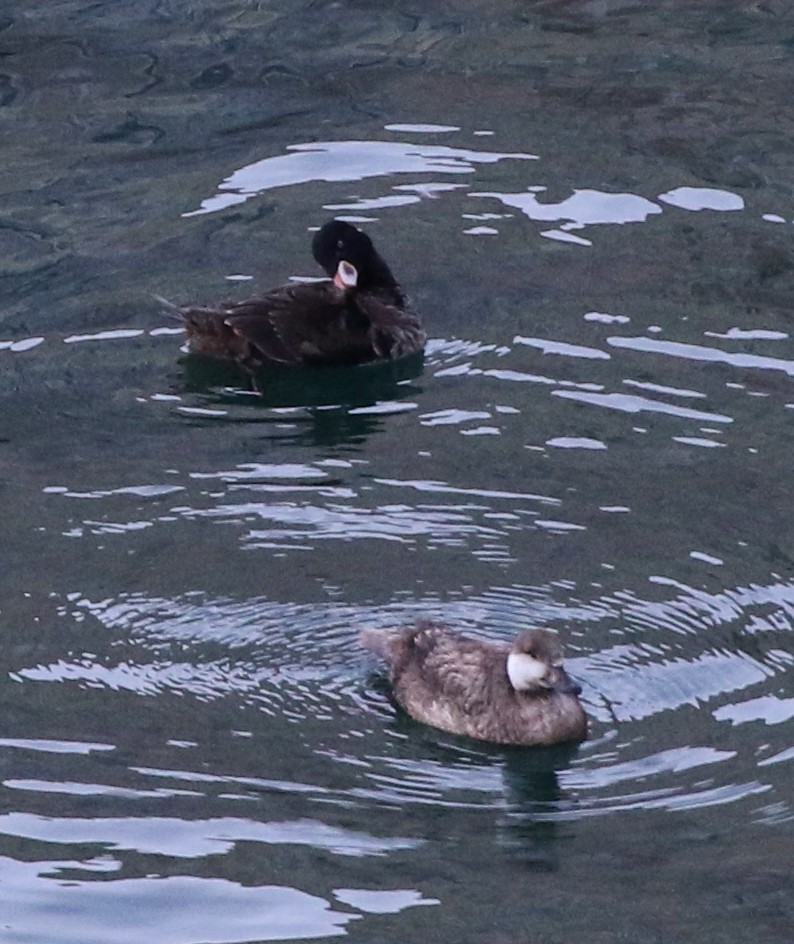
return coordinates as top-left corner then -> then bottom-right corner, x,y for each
552,389 -> 732,423
0,811 -> 416,859
0,857 -> 358,944
5,576 -> 793,827
608,335 -> 794,378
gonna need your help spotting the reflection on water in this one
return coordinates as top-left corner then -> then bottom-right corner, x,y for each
608,334 -> 794,378
1,851 -> 438,944
177,133 -> 764,254
185,139 -> 536,217
659,187 -> 745,212
179,350 -> 425,410
0,811 -> 418,858
0,857 -> 358,944
472,187 -> 663,246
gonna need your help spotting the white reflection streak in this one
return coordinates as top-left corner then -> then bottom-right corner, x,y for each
0,738 -> 114,755
552,390 -> 732,423
324,195 -> 420,211
546,437 -> 607,450
0,812 -> 417,858
190,463 -> 326,481
14,658 -> 258,698
581,648 -> 772,722
43,484 -> 185,499
333,888 -> 439,914
63,330 -> 145,344
562,746 -> 735,790
470,188 -> 662,226
705,328 -> 788,341
180,501 -> 501,544
0,336 -> 45,352
758,745 -> 794,767
384,122 -> 460,132
420,409 -> 492,426
623,379 -> 706,399
608,335 -> 794,377
186,140 -> 536,216
543,780 -> 770,819
658,187 -> 744,211
714,694 -> 794,727
374,478 -> 560,505
4,780 -> 200,800
481,368 -> 557,386
513,336 -> 610,360
0,859 -> 356,942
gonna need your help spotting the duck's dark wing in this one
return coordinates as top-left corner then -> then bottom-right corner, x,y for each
182,281 -> 377,368
179,295 -> 291,365
355,296 -> 427,360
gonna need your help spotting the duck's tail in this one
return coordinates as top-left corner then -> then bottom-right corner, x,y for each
153,294 -> 186,323
359,627 -> 402,664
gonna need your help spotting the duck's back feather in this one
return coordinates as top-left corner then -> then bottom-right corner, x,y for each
356,296 -> 427,360
361,621 -> 587,746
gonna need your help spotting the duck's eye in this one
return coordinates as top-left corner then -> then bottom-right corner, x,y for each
336,239 -> 344,250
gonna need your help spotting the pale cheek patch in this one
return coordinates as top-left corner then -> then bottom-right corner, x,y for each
507,652 -> 548,691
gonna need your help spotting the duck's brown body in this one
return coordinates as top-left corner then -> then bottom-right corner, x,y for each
174,220 -> 426,369
182,280 -> 425,369
361,622 -> 587,746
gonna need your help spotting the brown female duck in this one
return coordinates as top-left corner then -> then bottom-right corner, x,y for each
173,220 -> 425,369
360,621 -> 587,746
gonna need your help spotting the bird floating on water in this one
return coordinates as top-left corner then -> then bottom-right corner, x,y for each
360,621 -> 587,746
164,219 -> 426,370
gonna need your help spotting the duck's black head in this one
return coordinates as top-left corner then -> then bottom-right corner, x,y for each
311,219 -> 405,306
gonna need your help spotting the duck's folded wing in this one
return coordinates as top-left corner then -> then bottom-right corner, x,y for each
224,282 -> 376,366
179,286 -> 306,364
410,627 -> 500,704
355,296 -> 426,359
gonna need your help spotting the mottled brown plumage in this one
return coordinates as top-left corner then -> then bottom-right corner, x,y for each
171,220 -> 425,369
360,621 -> 587,746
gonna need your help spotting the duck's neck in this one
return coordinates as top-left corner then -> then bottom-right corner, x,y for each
362,255 -> 406,307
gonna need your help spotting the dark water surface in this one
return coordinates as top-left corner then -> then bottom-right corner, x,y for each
3,1 -> 794,941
